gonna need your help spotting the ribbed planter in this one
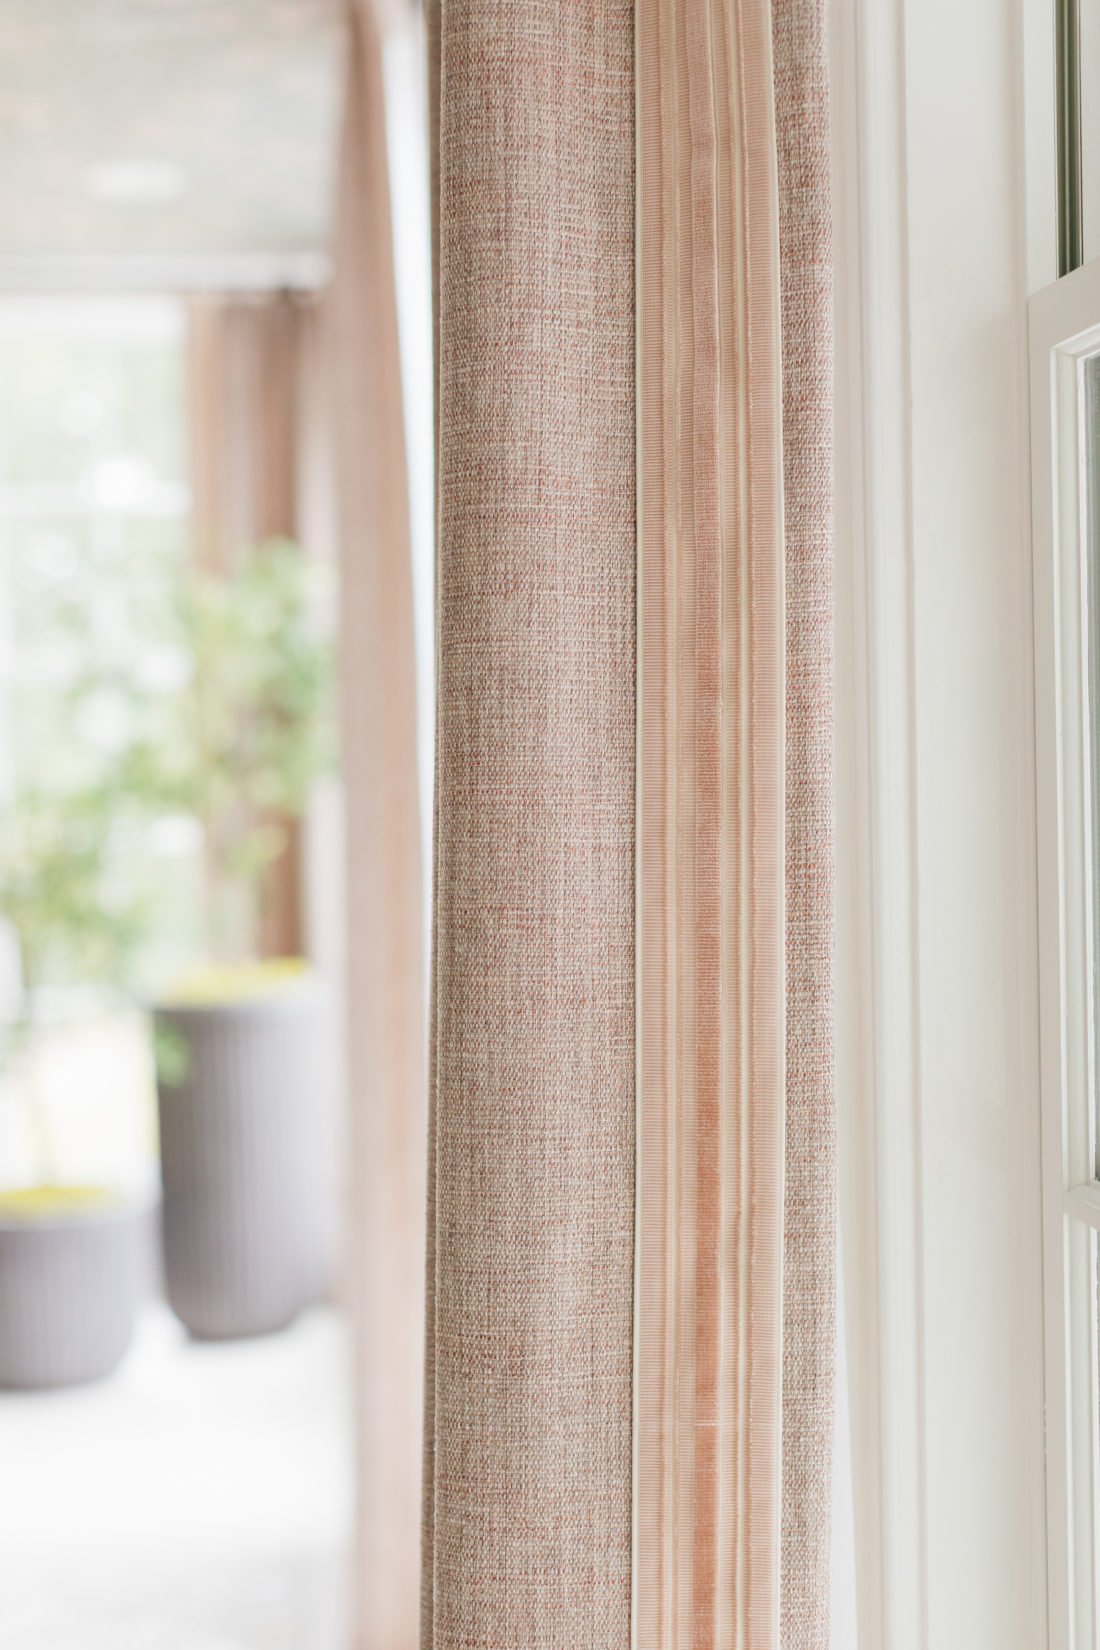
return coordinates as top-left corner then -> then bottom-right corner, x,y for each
0,1192 -> 155,1389
155,979 -> 325,1340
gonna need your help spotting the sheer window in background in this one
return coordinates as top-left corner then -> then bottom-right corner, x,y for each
1087,353 -> 1100,1176
0,295 -> 350,1650
0,296 -> 197,1193
1082,0 -> 1100,264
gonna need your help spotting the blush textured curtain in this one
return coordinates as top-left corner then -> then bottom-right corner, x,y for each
331,5 -> 426,1648
773,4 -> 836,1642
419,1 -> 834,1646
422,3 -> 637,1646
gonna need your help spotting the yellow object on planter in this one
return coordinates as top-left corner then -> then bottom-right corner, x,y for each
0,1184 -> 121,1219
161,957 -> 308,1007
0,1183 -> 153,1386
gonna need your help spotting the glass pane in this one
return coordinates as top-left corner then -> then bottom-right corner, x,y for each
0,297 -> 194,1193
1083,0 -> 1098,261
0,296 -> 352,1648
0,299 -> 202,1000
1084,354 -> 1100,1172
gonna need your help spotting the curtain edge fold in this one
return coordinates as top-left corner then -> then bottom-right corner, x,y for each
335,6 -> 426,1647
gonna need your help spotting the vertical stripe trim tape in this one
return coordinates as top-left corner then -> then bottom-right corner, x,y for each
634,1 -> 786,1643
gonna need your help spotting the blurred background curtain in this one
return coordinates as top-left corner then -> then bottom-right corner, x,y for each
186,290 -> 309,961
421,4 -> 834,1650
187,295 -> 300,576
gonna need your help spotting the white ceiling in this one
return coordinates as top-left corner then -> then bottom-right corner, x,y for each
0,0 -> 344,281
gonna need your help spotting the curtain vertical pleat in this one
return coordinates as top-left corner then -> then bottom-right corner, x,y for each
332,6 -> 426,1647
772,2 -> 836,1644
422,3 -> 637,1646
634,0 -> 788,1643
419,5 -> 441,1648
633,1 -> 835,1642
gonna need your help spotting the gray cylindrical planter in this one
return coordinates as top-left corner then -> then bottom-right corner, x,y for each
0,1193 -> 155,1389
155,980 -> 325,1340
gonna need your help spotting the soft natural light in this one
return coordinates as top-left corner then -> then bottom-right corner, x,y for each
0,294 -> 350,1649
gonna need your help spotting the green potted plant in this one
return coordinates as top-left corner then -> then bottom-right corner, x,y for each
145,538 -> 335,1340
0,785 -> 156,1388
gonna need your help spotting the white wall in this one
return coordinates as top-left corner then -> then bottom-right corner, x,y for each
832,0 -> 1053,1642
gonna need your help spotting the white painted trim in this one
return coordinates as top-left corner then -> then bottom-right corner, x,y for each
834,0 -> 1054,1641
1065,1182 -> 1100,1232
1030,254 -> 1100,1650
831,0 -> 927,1641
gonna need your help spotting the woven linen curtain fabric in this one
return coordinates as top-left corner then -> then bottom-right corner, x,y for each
423,2 -> 637,1646
331,5 -> 426,1648
773,2 -> 836,1643
422,0 -> 833,1646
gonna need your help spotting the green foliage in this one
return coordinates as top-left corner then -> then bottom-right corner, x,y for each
152,1023 -> 190,1089
126,538 -> 336,958
0,781 -> 156,1185
170,539 -> 333,856
0,538 -> 335,997
0,784 -> 151,999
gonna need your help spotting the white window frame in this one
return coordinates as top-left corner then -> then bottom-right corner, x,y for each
1031,254 -> 1100,1650
832,0 -> 1056,1637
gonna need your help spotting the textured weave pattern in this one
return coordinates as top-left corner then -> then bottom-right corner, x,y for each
773,0 -> 837,1644
423,2 -> 636,1645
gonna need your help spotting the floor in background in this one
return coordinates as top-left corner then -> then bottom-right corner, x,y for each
0,1304 -> 352,1650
